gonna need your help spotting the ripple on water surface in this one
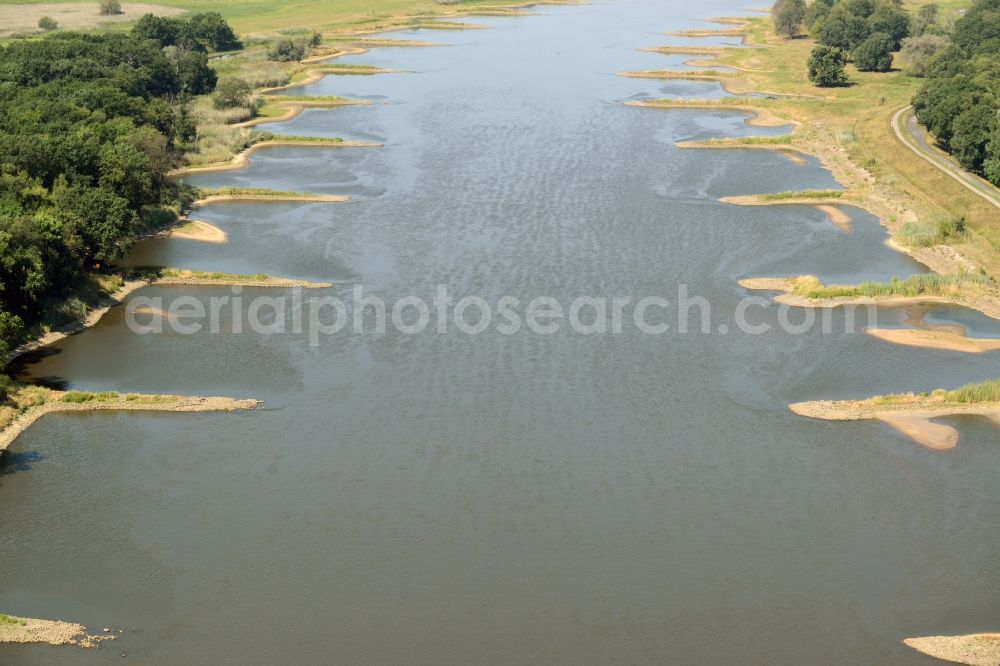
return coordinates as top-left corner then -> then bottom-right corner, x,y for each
5,0 -> 1000,663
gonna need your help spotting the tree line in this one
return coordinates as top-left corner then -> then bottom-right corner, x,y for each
911,0 -> 1000,185
771,0 -> 999,185
0,13 -> 239,364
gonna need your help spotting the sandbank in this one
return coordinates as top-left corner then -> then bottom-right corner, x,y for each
0,392 -> 261,454
788,399 -> 1000,449
0,613 -> 112,649
167,220 -> 228,244
625,99 -> 795,127
865,328 -> 1000,353
904,633 -> 1000,665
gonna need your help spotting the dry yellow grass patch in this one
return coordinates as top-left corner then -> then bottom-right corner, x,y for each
0,2 -> 185,37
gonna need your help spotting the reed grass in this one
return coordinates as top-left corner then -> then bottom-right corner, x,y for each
758,189 -> 842,201
792,273 -> 989,299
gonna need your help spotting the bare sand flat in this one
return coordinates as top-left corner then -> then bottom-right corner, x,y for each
789,399 -> 1000,449
815,204 -> 851,232
904,633 -> 1000,666
0,3 -> 185,37
875,413 -> 958,450
866,328 -> 1000,353
169,220 -> 227,244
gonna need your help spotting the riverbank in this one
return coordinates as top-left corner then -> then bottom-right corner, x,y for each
0,613 -> 112,649
635,7 -> 1000,279
904,633 -> 1000,665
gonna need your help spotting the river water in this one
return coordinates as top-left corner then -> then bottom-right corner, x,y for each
3,0 -> 1000,663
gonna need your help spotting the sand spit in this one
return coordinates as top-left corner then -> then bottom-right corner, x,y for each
904,633 -> 1000,665
737,276 -> 1000,321
192,193 -> 350,205
675,139 -> 807,166
257,66 -> 403,95
175,139 -> 381,176
166,220 -> 228,244
718,195 -> 855,232
667,27 -> 747,37
788,399 -> 1000,449
300,45 -> 369,64
0,392 -> 261,453
616,70 -> 756,95
236,98 -> 370,129
0,614 -> 113,649
6,273 -> 330,367
865,328 -> 1000,353
155,271 -> 333,289
366,20 -> 492,31
329,37 -> 446,48
639,45 -> 726,55
625,99 -> 795,127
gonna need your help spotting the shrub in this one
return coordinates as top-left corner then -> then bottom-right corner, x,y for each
899,34 -> 950,77
772,0 -> 806,37
212,78 -> 254,109
267,37 -> 307,62
99,0 -> 122,16
854,32 -> 894,72
898,216 -> 966,247
37,16 -> 57,31
808,45 -> 849,86
0,375 -> 13,403
898,221 -> 939,247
